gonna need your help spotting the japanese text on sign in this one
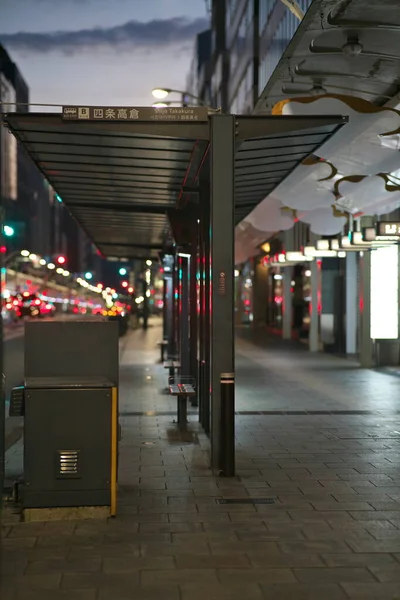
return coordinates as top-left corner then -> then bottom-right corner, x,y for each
62,106 -> 208,122
377,222 -> 400,236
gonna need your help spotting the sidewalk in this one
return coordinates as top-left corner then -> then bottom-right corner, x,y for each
2,320 -> 400,600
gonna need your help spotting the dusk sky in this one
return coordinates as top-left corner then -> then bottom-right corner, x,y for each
0,0 -> 209,108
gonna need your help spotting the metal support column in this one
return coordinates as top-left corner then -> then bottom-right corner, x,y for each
0,209 -> 4,497
198,206 -> 205,425
179,255 -> 190,378
142,261 -> 149,330
282,269 -> 292,340
309,259 -> 321,352
252,258 -> 268,328
163,264 -> 173,358
172,253 -> 179,357
235,271 -> 244,325
345,252 -> 357,355
359,250 -> 374,368
210,114 -> 235,476
189,226 -> 199,407
202,165 -> 211,435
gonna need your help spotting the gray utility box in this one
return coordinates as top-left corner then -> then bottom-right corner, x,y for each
13,321 -> 119,510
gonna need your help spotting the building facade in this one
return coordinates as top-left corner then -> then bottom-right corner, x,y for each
186,30 -> 213,106
207,0 -> 313,114
0,44 -> 94,274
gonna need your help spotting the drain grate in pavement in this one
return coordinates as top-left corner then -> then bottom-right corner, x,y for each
215,497 -> 275,505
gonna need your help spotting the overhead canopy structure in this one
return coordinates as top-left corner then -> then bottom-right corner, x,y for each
238,0 -> 400,254
3,107 -> 345,258
255,0 -> 400,114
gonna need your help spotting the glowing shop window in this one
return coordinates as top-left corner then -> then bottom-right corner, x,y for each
370,245 -> 398,340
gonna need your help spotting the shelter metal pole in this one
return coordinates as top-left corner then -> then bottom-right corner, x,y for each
172,253 -> 179,357
345,252 -> 357,355
142,261 -> 149,330
189,223 -> 198,407
359,250 -> 374,368
0,210 -> 4,497
203,169 -> 211,435
282,268 -> 292,339
210,114 -> 235,476
179,256 -> 190,378
309,259 -> 321,352
198,211 -> 205,424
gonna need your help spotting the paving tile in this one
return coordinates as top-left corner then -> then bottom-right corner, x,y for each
25,558 -> 101,574
1,560 -> 28,576
368,566 -> 400,582
348,539 -> 400,553
102,556 -> 175,572
209,541 -> 280,555
293,567 -> 375,583
168,512 -> 230,522
13,591 -> 97,600
217,568 -> 296,584
97,586 -> 180,600
179,583 -> 264,600
1,537 -> 37,550
61,572 -> 140,589
139,521 -> 203,533
176,554 -> 250,568
247,553 -> 324,568
141,568 -> 219,586
322,554 -> 397,567
279,540 -> 354,555
311,502 -> 373,511
341,582 -> 400,598
140,542 -> 211,556
350,511 -> 400,521
67,543 -> 140,559
260,583 -> 348,599
2,573 -> 62,591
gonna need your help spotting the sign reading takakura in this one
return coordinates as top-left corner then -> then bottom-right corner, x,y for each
62,106 -> 208,122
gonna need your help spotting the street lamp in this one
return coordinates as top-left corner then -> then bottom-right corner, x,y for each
151,87 -> 206,106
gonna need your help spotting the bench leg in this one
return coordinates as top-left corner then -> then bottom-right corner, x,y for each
169,367 -> 174,378
177,396 -> 187,426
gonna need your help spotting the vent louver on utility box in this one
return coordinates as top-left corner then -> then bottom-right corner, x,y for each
56,450 -> 80,478
9,386 -> 25,417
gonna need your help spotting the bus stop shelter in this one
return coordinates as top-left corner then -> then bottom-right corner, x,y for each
2,105 -> 346,480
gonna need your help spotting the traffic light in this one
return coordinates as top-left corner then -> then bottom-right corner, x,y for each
56,255 -> 66,265
121,281 -> 128,288
85,272 -> 93,280
119,267 -> 127,276
3,225 -> 15,237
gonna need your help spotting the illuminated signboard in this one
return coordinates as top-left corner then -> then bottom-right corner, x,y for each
370,245 -> 399,340
377,222 -> 400,236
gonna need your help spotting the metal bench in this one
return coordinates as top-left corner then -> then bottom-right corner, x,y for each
163,360 -> 181,379
157,340 -> 168,363
168,376 -> 196,425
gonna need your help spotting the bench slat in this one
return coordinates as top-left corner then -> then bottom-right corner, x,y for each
169,385 -> 180,395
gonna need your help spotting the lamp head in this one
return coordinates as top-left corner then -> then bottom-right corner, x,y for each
152,88 -> 170,100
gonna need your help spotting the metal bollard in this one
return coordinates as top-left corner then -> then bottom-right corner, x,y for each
219,372 -> 235,477
199,360 -> 204,425
177,395 -> 188,426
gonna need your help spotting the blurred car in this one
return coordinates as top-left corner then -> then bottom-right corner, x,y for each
39,301 -> 56,318
8,293 -> 56,319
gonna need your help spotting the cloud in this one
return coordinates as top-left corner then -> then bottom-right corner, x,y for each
0,17 -> 209,55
